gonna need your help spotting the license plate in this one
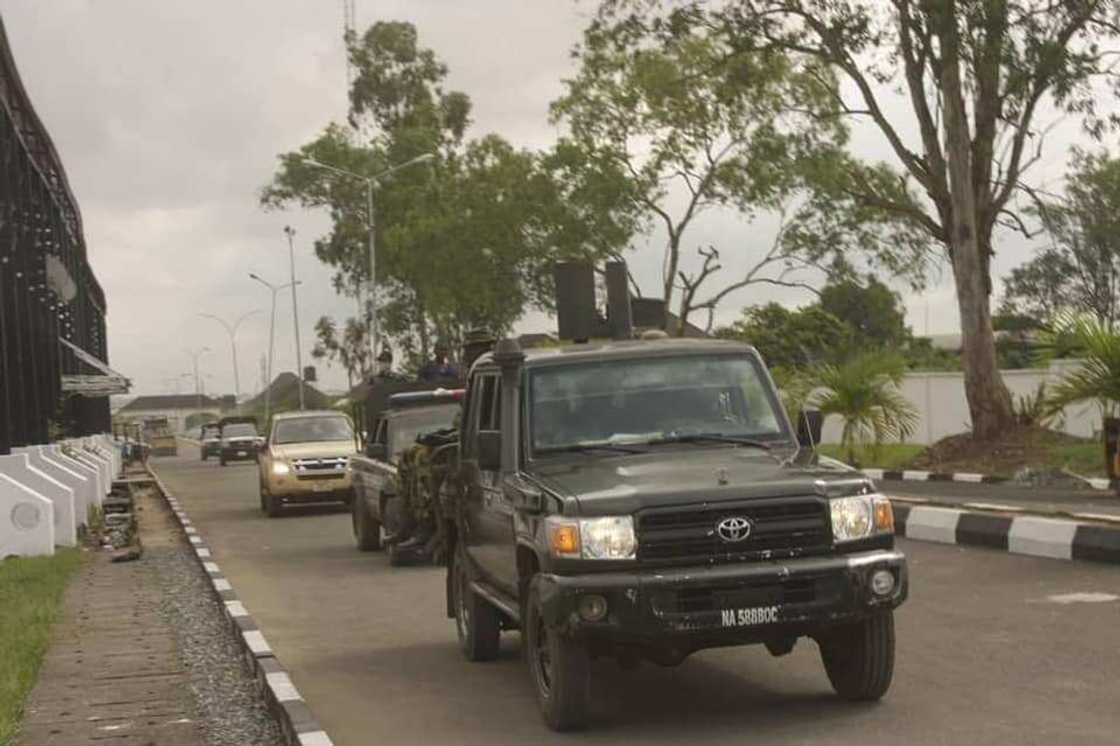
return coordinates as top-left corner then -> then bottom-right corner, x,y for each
312,482 -> 332,492
720,606 -> 779,628
237,451 -> 247,457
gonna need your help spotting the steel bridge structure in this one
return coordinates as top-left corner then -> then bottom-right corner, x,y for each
0,15 -> 118,453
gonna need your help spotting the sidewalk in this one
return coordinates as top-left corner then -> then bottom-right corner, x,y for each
15,481 -> 204,745
885,479 -> 1120,523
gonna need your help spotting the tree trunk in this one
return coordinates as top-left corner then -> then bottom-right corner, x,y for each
938,3 -> 1015,441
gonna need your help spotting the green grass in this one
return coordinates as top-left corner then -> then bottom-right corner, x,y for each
1042,442 -> 1109,478
0,548 -> 82,744
817,443 -> 926,470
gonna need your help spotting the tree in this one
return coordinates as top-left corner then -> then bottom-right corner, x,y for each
1045,313 -> 1120,419
600,0 -> 1120,439
714,303 -> 851,370
819,276 -> 910,352
311,316 -> 369,389
809,352 -> 919,464
1002,150 -> 1120,328
552,14 -> 930,335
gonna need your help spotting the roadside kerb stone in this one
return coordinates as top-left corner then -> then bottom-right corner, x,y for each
891,500 -> 1120,564
149,468 -> 335,746
866,467 -> 1120,492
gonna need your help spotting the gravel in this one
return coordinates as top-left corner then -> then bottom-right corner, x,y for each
149,542 -> 284,746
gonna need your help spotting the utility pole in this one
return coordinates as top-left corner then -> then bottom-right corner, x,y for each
284,226 -> 305,410
187,347 -> 210,425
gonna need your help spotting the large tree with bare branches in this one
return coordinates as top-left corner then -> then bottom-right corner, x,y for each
551,12 -> 931,335
599,0 -> 1120,438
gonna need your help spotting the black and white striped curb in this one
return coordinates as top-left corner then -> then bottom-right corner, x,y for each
891,498 -> 1120,564
149,469 -> 334,746
865,467 -> 1120,491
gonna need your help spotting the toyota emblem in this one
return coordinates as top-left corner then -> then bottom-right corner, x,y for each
716,516 -> 752,543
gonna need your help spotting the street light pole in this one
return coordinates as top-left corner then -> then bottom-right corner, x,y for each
187,347 -> 211,425
249,273 -> 298,426
283,226 -> 305,410
299,152 -> 434,372
199,310 -> 261,401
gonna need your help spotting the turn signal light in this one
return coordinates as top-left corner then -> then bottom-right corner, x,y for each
549,524 -> 579,556
873,498 -> 894,531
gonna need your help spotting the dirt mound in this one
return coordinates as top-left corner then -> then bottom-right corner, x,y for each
907,426 -> 1088,477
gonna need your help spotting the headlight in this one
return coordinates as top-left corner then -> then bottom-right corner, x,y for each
830,494 -> 894,542
272,461 -> 290,476
547,516 -> 637,560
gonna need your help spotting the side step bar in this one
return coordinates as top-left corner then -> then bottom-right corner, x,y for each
471,581 -> 521,623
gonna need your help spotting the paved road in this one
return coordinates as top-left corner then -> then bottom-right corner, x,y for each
153,452 -> 1120,745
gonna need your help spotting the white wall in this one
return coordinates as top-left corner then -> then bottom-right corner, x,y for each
820,360 -> 1103,445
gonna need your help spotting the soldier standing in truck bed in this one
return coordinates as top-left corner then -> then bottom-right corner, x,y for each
418,342 -> 458,381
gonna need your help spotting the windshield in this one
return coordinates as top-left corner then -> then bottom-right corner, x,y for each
529,354 -> 788,454
202,426 -> 220,439
223,423 -> 257,438
273,416 -> 354,445
389,405 -> 459,460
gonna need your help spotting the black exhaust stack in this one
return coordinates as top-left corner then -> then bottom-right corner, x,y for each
553,261 -> 596,343
604,261 -> 633,340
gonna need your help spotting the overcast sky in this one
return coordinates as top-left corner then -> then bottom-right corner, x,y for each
1,1 -> 1100,397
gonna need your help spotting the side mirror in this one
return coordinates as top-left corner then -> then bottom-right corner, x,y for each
477,430 -> 502,472
796,409 -> 823,448
364,442 -> 387,460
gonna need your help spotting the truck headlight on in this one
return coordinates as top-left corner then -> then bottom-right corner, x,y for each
547,516 -> 637,560
830,494 -> 893,542
272,461 -> 291,476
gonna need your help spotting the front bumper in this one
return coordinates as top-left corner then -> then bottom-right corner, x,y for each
202,441 -> 221,456
266,471 -> 352,501
221,444 -> 258,461
536,549 -> 907,645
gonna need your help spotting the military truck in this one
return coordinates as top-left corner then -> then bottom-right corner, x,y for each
143,416 -> 177,457
349,388 -> 462,563
441,334 -> 907,731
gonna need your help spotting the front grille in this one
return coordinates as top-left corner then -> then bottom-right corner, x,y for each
652,578 -> 817,615
636,496 -> 831,565
292,457 -> 348,480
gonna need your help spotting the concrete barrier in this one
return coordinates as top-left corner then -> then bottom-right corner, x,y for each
0,453 -> 76,547
72,442 -> 110,496
49,445 -> 102,508
61,447 -> 106,504
0,472 -> 54,557
17,447 -> 94,523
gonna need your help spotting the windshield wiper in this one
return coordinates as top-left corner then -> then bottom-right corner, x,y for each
536,443 -> 648,455
650,433 -> 773,450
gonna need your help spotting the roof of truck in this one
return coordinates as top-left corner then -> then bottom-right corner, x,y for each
472,337 -> 758,370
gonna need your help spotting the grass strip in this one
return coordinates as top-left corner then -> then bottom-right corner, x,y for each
0,548 -> 82,745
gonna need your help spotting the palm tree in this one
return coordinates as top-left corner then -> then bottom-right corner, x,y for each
810,352 -> 918,465
1045,314 -> 1120,418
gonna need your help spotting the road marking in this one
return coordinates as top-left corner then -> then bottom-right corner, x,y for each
213,578 -> 232,591
225,600 -> 249,617
1008,516 -> 1078,560
904,506 -> 962,544
953,473 -> 985,483
902,470 -> 931,481
299,731 -> 334,746
1047,592 -> 1119,604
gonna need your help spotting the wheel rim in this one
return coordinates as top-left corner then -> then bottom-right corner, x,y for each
532,612 -> 553,698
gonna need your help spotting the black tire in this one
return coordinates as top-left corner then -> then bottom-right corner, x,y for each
820,611 -> 895,701
352,495 -> 383,551
201,451 -> 207,461
525,580 -> 590,731
264,491 -> 282,518
452,545 -> 500,662
220,454 -> 227,467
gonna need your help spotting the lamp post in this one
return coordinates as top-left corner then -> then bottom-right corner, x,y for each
283,226 -> 305,410
299,152 -> 434,370
199,310 -> 261,401
249,273 -> 298,426
186,347 -> 211,425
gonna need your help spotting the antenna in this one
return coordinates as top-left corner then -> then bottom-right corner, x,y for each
342,0 -> 357,89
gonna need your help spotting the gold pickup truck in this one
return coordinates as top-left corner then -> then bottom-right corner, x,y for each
258,410 -> 359,517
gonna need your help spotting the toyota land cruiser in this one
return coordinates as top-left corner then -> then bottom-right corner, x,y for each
443,337 -> 907,731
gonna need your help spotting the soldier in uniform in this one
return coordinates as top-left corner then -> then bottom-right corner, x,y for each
418,341 -> 458,381
373,346 -> 407,382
